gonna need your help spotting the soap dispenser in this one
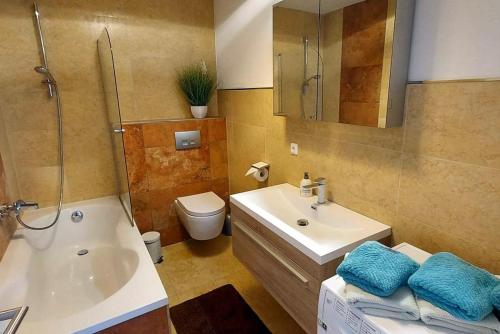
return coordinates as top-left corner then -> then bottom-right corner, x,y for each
300,172 -> 313,197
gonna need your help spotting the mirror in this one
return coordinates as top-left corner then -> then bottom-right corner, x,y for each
273,0 -> 415,128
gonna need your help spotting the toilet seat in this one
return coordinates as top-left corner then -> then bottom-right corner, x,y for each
177,192 -> 225,217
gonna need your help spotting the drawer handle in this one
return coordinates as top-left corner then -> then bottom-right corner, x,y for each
235,221 -> 309,285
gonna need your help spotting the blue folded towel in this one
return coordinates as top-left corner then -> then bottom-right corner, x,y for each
336,241 -> 420,297
492,284 -> 500,310
408,252 -> 499,321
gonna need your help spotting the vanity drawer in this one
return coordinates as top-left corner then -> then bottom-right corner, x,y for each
230,205 -> 342,282
232,220 -> 318,333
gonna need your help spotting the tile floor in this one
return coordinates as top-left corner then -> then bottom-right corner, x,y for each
155,235 -> 305,334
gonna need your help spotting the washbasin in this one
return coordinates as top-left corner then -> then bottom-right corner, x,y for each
230,183 -> 391,264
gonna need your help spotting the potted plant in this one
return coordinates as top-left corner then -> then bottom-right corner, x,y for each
178,61 -> 216,119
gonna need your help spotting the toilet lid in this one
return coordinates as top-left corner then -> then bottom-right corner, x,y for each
177,191 -> 225,217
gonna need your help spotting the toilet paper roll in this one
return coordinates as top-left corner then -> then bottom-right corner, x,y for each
245,166 -> 259,177
252,167 -> 269,182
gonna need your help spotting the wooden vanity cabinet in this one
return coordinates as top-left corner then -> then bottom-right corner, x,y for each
231,205 -> 341,334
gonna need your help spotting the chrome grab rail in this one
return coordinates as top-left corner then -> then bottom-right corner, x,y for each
0,306 -> 28,334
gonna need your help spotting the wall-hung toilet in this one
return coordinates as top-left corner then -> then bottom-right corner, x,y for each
174,192 -> 226,240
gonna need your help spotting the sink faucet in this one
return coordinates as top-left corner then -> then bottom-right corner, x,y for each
303,177 -> 327,208
0,200 -> 39,220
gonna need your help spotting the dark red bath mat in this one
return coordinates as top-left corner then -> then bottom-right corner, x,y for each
170,284 -> 271,334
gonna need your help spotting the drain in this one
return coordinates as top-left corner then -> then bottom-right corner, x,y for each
71,210 -> 84,223
297,219 -> 309,227
77,249 -> 89,256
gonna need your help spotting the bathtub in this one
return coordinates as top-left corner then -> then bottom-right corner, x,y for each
0,196 -> 168,333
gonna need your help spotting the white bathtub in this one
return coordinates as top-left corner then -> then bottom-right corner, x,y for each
0,196 -> 168,333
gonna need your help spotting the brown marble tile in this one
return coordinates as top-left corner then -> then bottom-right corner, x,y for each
152,205 -> 175,231
123,119 -> 229,245
208,118 -> 227,143
212,178 -> 230,206
173,181 -> 213,199
340,65 -> 383,103
131,191 -> 149,212
184,120 -> 209,147
131,191 -> 153,234
341,0 -> 388,68
146,146 -> 211,190
143,120 -> 210,149
123,124 -> 144,149
339,0 -> 386,127
339,102 -> 380,127
124,147 -> 148,193
159,224 -> 190,246
148,189 -> 176,210
134,210 -> 153,235
142,123 -> 174,149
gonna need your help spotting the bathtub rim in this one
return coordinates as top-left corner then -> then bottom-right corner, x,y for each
0,195 -> 168,334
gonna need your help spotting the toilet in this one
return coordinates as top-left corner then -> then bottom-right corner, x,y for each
174,192 -> 226,240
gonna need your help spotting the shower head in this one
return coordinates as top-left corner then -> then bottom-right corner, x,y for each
34,66 -> 56,85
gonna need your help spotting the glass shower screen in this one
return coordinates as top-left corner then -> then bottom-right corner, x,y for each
97,28 -> 134,224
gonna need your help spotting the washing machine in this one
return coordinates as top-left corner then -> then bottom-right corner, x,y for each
317,243 -> 457,334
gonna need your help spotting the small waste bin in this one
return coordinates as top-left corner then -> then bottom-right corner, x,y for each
142,231 -> 162,263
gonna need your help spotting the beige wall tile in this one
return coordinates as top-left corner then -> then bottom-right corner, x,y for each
0,0 -> 217,209
404,82 -> 500,169
218,89 -> 272,128
227,122 -> 267,194
398,155 -> 500,254
0,152 -> 17,260
394,215 -> 500,273
220,83 -> 500,273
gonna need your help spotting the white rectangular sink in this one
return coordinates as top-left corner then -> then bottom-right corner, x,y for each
230,183 -> 391,264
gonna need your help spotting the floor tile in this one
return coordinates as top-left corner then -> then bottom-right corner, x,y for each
155,236 -> 305,334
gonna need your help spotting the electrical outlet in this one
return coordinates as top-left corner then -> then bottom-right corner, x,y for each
290,143 -> 299,155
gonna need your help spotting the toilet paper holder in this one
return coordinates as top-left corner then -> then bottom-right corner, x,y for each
245,162 -> 270,182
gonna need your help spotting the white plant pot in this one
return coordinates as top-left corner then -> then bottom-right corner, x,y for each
190,106 -> 208,119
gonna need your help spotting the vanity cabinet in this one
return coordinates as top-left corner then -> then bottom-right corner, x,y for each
232,204 -> 391,333
231,205 -> 341,334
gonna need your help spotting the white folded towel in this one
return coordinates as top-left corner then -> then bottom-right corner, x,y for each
416,298 -> 500,334
345,284 -> 420,321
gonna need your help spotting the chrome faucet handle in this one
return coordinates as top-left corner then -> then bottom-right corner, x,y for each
0,200 -> 39,221
314,177 -> 326,184
13,200 -> 39,214
303,183 -> 318,189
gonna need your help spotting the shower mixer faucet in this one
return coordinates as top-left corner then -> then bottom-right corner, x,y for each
303,177 -> 328,209
0,200 -> 39,220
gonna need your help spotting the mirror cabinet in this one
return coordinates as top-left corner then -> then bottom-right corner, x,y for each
273,0 -> 415,128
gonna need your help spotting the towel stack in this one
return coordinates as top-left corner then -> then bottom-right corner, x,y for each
336,241 -> 500,334
337,241 -> 421,321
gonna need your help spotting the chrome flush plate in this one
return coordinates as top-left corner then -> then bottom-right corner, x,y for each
175,130 -> 201,150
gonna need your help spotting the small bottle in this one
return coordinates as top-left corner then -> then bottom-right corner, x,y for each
300,172 -> 313,197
